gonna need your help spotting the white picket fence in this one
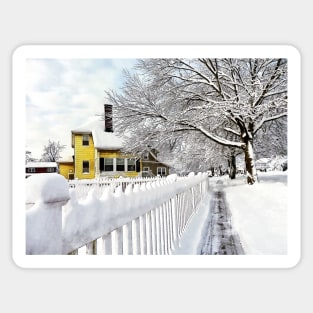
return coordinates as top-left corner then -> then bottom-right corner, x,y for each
68,176 -> 168,199
25,173 -> 209,255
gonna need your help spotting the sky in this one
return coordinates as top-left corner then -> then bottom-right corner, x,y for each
25,58 -> 137,160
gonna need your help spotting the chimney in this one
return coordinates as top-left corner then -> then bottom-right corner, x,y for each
104,104 -> 113,132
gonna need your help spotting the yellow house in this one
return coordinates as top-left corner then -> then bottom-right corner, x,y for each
59,112 -> 141,180
57,155 -> 75,180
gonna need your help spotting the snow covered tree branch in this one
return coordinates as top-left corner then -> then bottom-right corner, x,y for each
106,58 -> 288,185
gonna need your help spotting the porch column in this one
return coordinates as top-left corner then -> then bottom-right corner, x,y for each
95,150 -> 99,177
125,158 -> 128,172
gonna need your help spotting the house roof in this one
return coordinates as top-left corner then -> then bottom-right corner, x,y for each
71,118 -> 124,150
26,162 -> 57,168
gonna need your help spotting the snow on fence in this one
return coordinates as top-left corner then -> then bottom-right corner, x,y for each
68,176 -> 168,199
25,172 -> 209,255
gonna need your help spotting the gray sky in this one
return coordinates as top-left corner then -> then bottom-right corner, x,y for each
26,58 -> 137,159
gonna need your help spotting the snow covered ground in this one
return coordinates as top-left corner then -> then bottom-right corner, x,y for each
24,170 -> 289,257
174,171 -> 288,255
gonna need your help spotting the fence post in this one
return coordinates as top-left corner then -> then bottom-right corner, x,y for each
111,228 -> 123,255
132,218 -> 141,255
145,211 -> 152,255
25,174 -> 69,255
123,222 -> 133,255
170,197 -> 177,246
150,209 -> 157,255
86,240 -> 97,255
139,215 -> 147,255
102,233 -> 112,255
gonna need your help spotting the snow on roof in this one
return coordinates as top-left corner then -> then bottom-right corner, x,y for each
57,155 -> 74,163
26,162 -> 58,168
72,118 -> 124,150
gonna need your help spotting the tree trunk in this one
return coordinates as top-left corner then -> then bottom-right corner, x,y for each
237,119 -> 258,185
218,165 -> 223,176
244,140 -> 258,184
228,155 -> 236,179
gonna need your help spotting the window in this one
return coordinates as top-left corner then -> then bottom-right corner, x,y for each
82,161 -> 89,173
143,152 -> 149,160
157,167 -> 166,176
27,168 -> 36,173
82,134 -> 89,146
47,167 -> 56,173
116,158 -> 125,171
143,167 -> 150,172
127,158 -> 136,171
104,158 -> 113,171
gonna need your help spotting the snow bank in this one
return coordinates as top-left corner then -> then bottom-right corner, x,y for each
26,173 -> 69,204
173,193 -> 212,255
225,173 -> 288,254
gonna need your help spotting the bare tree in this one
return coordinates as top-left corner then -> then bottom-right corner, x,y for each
41,140 -> 66,162
107,58 -> 287,184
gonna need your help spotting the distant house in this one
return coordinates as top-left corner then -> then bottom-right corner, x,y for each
141,149 -> 170,177
25,162 -> 58,178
